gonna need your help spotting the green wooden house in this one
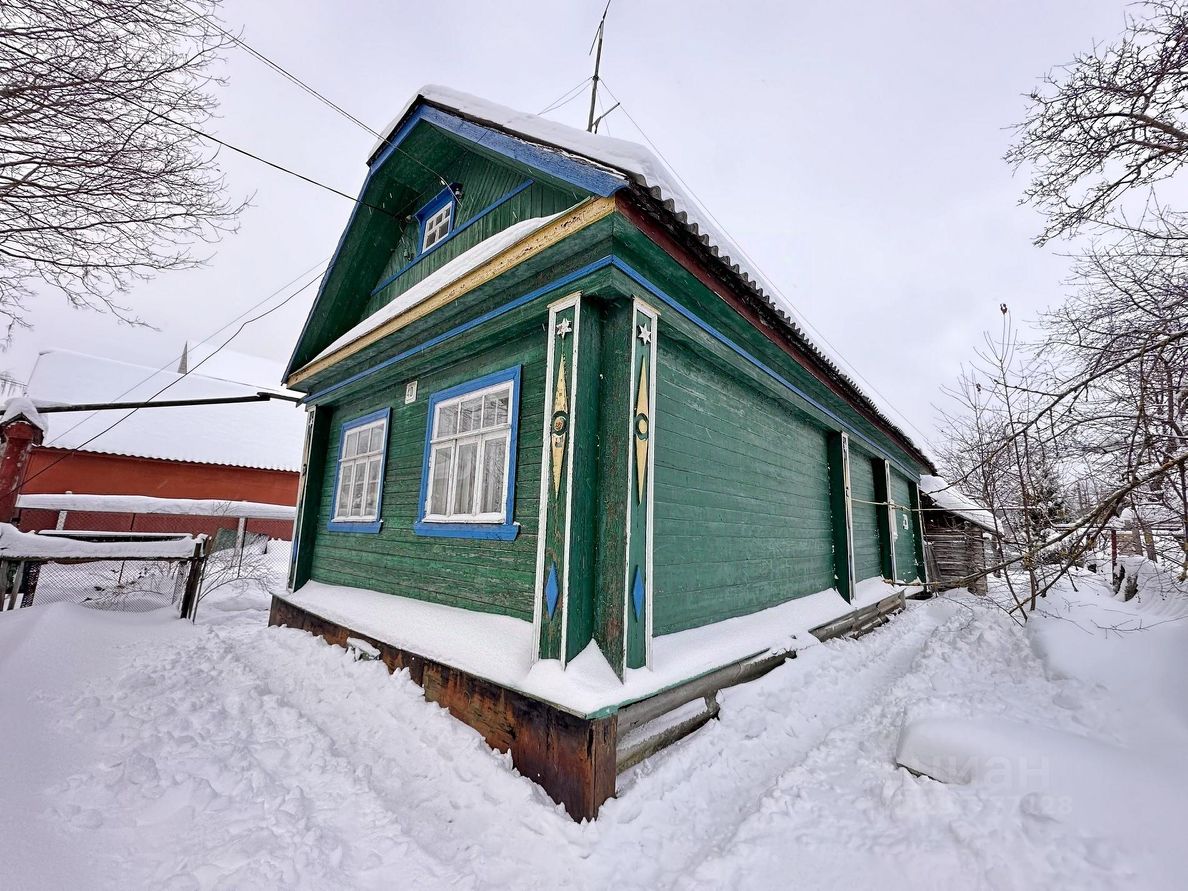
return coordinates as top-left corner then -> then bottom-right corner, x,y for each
274,86 -> 935,819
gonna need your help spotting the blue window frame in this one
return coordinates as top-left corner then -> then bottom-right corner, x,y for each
416,187 -> 455,254
328,407 -> 390,533
415,367 -> 521,541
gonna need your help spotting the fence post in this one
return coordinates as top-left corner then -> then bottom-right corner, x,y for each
179,538 -> 208,622
234,516 -> 247,576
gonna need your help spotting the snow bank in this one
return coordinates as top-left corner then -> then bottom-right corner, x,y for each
1113,556 -> 1188,620
17,492 -> 296,521
0,396 -> 48,434
0,523 -> 201,560
312,212 -> 562,363
281,581 -> 862,715
896,714 -> 1184,849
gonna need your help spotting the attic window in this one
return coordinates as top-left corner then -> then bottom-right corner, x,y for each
416,188 -> 455,253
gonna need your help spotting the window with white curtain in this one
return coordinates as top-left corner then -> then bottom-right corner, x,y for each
332,413 -> 387,524
424,379 -> 514,524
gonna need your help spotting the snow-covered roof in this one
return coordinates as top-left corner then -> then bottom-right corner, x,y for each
369,86 -> 931,469
919,475 -> 999,533
25,349 -> 305,472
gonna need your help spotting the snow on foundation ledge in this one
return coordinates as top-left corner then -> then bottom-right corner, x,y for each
0,523 -> 202,560
16,493 -> 296,520
278,579 -> 912,717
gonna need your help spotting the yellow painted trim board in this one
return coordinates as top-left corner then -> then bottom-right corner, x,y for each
288,197 -> 616,386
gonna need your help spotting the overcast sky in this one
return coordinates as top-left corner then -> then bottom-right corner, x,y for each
8,0 -> 1133,451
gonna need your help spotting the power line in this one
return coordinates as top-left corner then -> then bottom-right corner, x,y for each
178,1 -> 451,190
43,257 -> 331,447
538,77 -> 593,116
15,269 -> 325,496
599,79 -> 939,455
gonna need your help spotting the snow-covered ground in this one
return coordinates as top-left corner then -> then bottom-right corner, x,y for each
0,570 -> 1184,889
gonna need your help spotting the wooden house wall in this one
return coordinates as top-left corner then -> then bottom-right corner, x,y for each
652,338 -> 834,634
923,513 -> 989,594
306,333 -> 544,619
890,470 -> 920,581
849,453 -> 883,582
363,159 -> 580,321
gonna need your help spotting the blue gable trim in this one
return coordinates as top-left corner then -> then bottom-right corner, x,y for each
327,406 -> 391,534
414,365 -> 522,541
370,179 -> 533,299
303,257 -> 924,479
287,99 -> 625,380
372,106 -> 624,197
304,257 -> 612,404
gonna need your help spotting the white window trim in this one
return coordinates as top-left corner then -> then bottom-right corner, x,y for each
423,380 -> 513,525
420,202 -> 453,252
332,417 -> 387,523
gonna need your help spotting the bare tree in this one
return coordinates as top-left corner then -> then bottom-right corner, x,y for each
0,0 -> 243,336
1007,0 -> 1188,246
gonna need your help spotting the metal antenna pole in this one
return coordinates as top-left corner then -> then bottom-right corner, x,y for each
587,1 -> 611,132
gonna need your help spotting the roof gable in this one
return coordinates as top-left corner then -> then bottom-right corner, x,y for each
285,105 -> 628,378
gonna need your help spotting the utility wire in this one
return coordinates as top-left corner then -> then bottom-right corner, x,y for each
44,257 -> 331,447
538,77 -> 593,116
178,1 -> 452,190
13,269 -> 325,497
599,79 -> 939,455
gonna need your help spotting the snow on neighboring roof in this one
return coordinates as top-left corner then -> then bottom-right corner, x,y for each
186,345 -> 289,393
1,397 -> 48,434
0,523 -> 201,560
313,212 -> 562,364
26,349 -> 304,472
370,86 -> 930,468
16,493 -> 295,520
919,474 -> 999,533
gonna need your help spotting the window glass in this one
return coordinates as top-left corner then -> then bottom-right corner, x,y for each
480,437 -> 506,514
421,203 -> 452,251
332,415 -> 387,524
422,378 -> 515,524
429,445 -> 452,515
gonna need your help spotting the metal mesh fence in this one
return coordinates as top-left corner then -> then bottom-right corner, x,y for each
14,510 -> 292,612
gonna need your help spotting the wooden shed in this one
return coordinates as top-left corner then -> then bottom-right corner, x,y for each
918,475 -> 998,594
275,87 -> 936,819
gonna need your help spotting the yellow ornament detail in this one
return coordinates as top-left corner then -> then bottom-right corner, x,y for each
634,358 -> 649,504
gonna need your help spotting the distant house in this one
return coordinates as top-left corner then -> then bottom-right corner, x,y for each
275,86 -> 936,818
918,475 -> 999,594
15,348 -> 305,537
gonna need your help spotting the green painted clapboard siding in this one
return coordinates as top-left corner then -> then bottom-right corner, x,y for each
306,333 -> 545,619
890,470 -> 919,581
611,221 -> 929,479
297,218 -> 618,400
363,162 -> 579,321
652,339 -> 834,634
850,453 -> 883,582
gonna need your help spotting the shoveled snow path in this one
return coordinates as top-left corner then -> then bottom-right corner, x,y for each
15,588 -> 1138,889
